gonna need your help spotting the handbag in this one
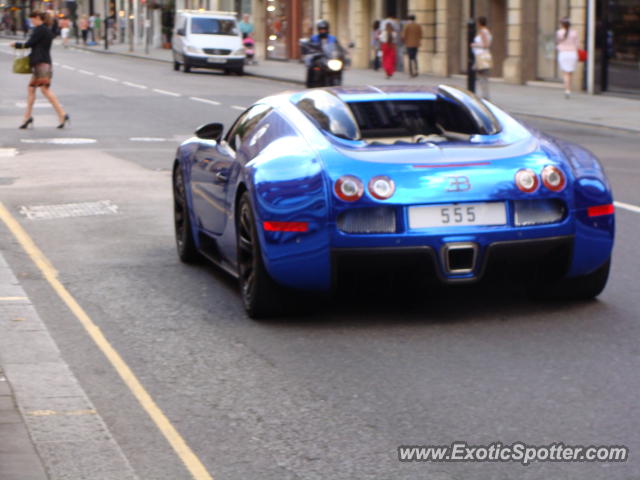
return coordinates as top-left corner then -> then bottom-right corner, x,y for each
474,50 -> 493,71
578,49 -> 587,62
13,51 -> 31,74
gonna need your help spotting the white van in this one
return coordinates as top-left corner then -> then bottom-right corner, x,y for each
172,10 -> 245,75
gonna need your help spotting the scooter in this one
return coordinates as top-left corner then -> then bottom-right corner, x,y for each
300,38 -> 346,88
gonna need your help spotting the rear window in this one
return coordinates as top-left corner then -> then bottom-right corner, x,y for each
347,99 -> 496,140
190,18 -> 238,36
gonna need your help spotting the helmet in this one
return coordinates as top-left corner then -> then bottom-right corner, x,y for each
316,19 -> 329,39
316,19 -> 329,31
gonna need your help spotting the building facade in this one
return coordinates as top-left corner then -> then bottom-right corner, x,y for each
249,0 -> 639,95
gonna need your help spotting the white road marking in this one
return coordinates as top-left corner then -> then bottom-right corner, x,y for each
61,65 -> 76,70
189,96 -> 221,106
19,200 -> 118,220
231,105 -> 246,111
614,201 -> 640,214
16,101 -> 52,109
20,138 -> 97,145
0,148 -> 18,157
153,88 -> 181,97
129,137 -> 169,142
98,75 -> 119,82
78,69 -> 95,76
122,81 -> 148,89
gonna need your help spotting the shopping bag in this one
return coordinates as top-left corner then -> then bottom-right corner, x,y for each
474,50 -> 493,71
578,49 -> 587,62
13,54 -> 31,74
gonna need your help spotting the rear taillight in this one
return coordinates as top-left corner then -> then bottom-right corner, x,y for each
541,166 -> 566,192
368,176 -> 395,200
515,169 -> 539,193
334,175 -> 364,202
588,204 -> 615,217
263,221 -> 309,232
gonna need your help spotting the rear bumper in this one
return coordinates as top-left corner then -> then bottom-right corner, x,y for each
331,235 -> 574,287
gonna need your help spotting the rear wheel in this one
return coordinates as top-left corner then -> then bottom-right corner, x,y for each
173,166 -> 200,263
236,192 -> 283,318
183,62 -> 191,73
532,258 -> 611,301
173,60 -> 180,71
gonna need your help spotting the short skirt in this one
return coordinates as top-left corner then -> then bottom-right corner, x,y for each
29,63 -> 52,87
558,51 -> 578,73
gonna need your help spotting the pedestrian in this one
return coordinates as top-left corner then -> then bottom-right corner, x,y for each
89,14 -> 96,42
238,13 -> 253,39
78,14 -> 89,45
402,14 -> 422,77
556,17 -> 579,99
94,13 -> 101,42
60,16 -> 70,48
379,22 -> 397,79
371,20 -> 381,71
471,16 -> 493,99
10,11 -> 69,130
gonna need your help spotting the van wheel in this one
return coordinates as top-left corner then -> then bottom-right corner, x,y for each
183,62 -> 191,73
173,60 -> 180,71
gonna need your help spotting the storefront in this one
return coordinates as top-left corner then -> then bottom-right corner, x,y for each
596,0 -> 640,95
265,0 -> 313,60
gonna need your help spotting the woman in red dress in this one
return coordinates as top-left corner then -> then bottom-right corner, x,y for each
379,22 -> 397,78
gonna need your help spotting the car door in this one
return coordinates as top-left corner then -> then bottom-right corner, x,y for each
191,104 -> 272,235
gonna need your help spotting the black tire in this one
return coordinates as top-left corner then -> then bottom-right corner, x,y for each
532,258 -> 611,301
173,60 -> 180,71
183,62 -> 191,73
236,192 -> 283,318
173,166 -> 200,263
234,66 -> 244,76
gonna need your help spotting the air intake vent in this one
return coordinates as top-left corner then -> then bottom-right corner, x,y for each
337,207 -> 396,234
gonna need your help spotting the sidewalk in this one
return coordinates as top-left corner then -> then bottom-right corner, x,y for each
0,368 -> 48,480
68,39 -> 640,133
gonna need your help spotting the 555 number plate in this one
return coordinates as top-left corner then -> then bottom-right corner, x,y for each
408,202 -> 506,229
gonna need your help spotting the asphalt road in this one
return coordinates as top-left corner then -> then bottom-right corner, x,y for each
1,43 -> 639,480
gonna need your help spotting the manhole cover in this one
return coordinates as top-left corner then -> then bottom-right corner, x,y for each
19,200 -> 118,220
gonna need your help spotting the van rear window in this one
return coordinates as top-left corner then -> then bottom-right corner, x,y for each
190,18 -> 238,36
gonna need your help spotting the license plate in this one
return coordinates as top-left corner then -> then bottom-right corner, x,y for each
207,58 -> 227,64
408,202 -> 506,229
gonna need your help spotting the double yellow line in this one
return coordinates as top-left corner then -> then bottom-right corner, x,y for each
0,203 -> 214,480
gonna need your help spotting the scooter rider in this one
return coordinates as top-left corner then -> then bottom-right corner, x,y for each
310,19 -> 337,46
304,19 -> 344,87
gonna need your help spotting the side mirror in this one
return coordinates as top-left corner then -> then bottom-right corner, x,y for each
177,28 -> 186,36
195,123 -> 224,141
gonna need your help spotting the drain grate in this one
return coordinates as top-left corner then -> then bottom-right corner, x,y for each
19,200 -> 119,220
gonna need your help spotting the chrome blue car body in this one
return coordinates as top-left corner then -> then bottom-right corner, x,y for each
173,85 -> 614,302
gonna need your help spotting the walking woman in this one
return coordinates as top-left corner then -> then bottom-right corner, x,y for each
556,17 -> 579,99
470,16 -> 493,99
11,11 -> 69,129
379,22 -> 397,79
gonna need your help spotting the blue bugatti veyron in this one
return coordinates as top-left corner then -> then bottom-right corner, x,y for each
172,85 -> 614,317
